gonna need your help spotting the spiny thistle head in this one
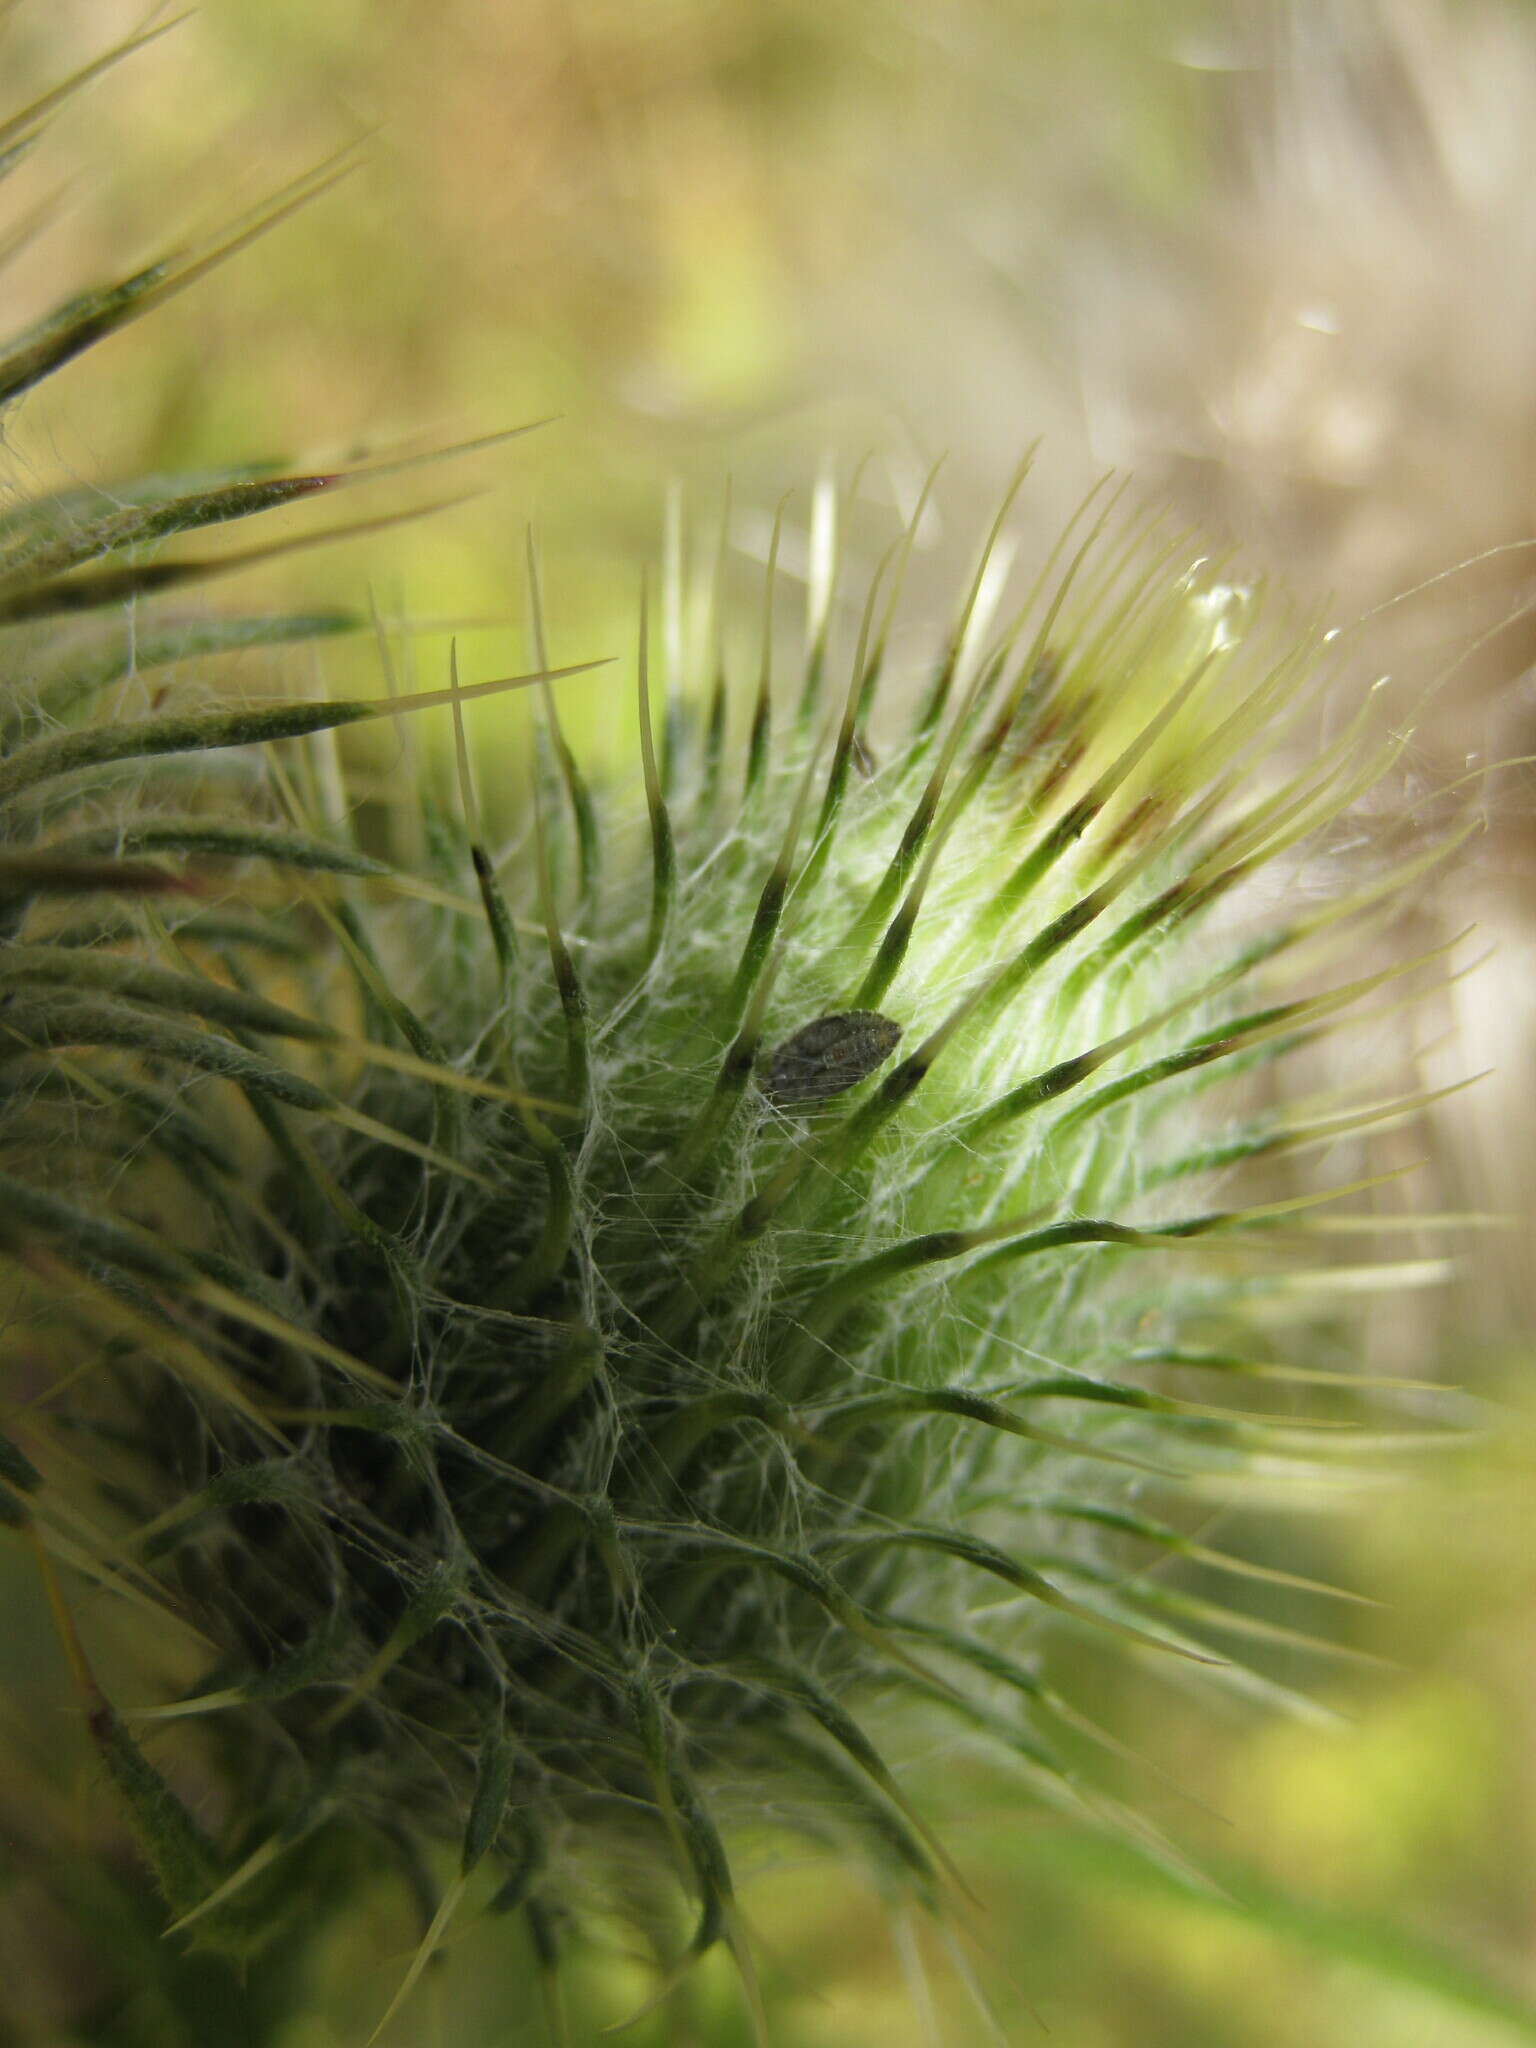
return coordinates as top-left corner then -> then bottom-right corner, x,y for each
0,30 -> 1463,2048
2,442 -> 1460,2035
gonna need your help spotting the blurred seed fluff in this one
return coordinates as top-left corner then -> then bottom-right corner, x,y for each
1072,0 -> 1536,1334
0,23 -> 1471,2048
1096,0 -> 1536,672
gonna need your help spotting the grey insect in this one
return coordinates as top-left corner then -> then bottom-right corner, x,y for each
761,1010 -> 903,1107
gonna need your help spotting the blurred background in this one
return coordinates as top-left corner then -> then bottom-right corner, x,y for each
3,1 -> 1536,2041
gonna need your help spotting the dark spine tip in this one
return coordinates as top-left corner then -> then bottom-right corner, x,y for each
720,1035 -> 759,1086
882,1056 -> 928,1106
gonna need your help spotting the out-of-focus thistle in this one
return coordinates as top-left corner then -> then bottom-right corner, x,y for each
0,27 -> 1468,2048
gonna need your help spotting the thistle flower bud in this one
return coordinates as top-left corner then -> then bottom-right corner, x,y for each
2,448 -> 1454,2040
0,31 -> 1462,2048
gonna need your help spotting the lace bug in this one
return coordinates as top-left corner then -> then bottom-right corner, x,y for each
761,1010 -> 902,1107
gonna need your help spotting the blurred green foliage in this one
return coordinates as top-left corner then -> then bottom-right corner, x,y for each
1,1 -> 1221,717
